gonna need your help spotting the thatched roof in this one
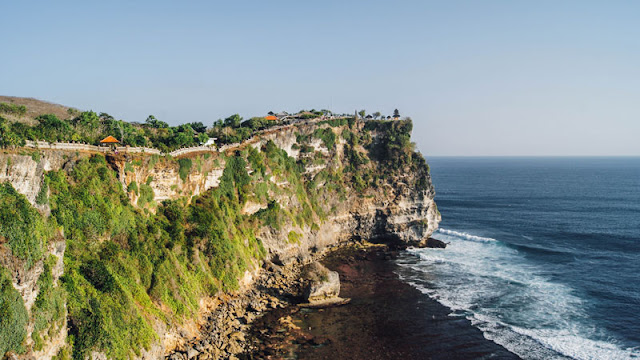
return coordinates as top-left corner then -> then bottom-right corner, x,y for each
100,136 -> 120,144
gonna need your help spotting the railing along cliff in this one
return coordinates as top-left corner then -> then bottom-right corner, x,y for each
168,146 -> 215,157
24,140 -> 161,155
25,140 -> 108,153
20,118 -> 318,158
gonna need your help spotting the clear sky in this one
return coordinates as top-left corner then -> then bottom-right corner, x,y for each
1,0 -> 639,156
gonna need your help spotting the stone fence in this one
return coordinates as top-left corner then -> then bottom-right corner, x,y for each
25,140 -> 107,153
122,146 -> 162,155
20,120 -> 315,158
168,146 -> 215,157
24,140 -> 162,155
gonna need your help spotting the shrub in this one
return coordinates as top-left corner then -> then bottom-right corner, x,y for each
138,184 -> 154,207
287,231 -> 302,244
313,128 -> 336,150
0,267 -> 28,356
127,181 -> 139,195
247,146 -> 266,176
31,256 -> 66,350
177,158 -> 192,181
0,182 -> 50,268
124,163 -> 133,173
36,179 -> 49,205
319,117 -> 349,127
256,201 -> 283,230
0,103 -> 27,116
0,117 -> 27,148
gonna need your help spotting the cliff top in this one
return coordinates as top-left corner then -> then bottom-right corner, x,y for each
0,95 -> 409,154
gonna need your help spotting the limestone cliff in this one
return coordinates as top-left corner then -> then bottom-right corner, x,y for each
0,117 -> 439,359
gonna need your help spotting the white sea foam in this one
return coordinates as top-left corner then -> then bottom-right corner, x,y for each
437,228 -> 498,243
396,228 -> 640,360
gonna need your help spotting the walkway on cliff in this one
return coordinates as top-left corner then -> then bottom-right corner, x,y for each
18,119 -> 318,159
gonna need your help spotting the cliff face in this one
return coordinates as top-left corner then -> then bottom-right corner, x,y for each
0,118 -> 439,359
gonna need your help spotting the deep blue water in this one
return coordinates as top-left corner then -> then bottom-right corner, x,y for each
395,157 -> 640,359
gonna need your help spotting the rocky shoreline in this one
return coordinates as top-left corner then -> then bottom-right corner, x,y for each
242,241 -> 518,360
165,240 -> 356,360
165,239 -> 455,360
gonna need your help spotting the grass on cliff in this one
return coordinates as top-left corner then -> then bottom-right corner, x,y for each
0,266 -> 28,356
0,182 -> 54,268
44,152 -> 275,358
178,158 -> 192,181
31,255 -> 66,351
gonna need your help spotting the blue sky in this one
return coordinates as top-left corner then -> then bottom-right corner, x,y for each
1,0 -> 639,155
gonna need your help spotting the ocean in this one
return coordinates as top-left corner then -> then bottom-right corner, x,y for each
397,157 -> 640,360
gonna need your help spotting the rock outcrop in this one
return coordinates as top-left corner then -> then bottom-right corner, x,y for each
301,262 -> 348,307
421,237 -> 447,248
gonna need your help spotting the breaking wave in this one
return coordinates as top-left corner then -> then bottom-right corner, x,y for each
396,228 -> 640,360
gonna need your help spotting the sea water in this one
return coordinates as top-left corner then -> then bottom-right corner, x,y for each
396,157 -> 640,360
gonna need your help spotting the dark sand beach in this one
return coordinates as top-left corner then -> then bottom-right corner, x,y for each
244,247 -> 519,360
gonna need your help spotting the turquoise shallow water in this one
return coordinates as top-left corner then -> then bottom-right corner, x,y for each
396,157 -> 640,360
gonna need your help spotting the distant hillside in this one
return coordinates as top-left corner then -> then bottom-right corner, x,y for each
0,96 -> 76,125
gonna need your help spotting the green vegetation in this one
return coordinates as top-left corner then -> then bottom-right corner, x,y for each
0,103 -> 27,117
0,111 -> 210,152
365,119 -> 414,166
177,158 -> 192,181
31,256 -> 66,350
30,151 -> 41,162
39,150 -> 300,358
36,179 -> 49,205
0,182 -> 53,268
247,146 -> 266,177
124,162 -> 134,173
45,157 -> 157,358
138,184 -> 154,207
256,201 -> 283,230
209,114 -> 281,145
313,128 -> 336,150
318,117 -> 353,127
287,231 -> 302,244
127,181 -> 139,195
0,116 -> 27,147
0,267 -> 28,356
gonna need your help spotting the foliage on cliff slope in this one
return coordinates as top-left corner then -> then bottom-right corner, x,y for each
0,118 -> 431,359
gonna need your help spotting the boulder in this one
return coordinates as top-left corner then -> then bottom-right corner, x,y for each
420,237 -> 447,248
299,262 -> 350,308
303,262 -> 340,303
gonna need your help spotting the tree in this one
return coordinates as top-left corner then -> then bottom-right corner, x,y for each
99,113 -> 114,121
0,118 -> 25,147
358,110 -> 366,119
188,122 -> 207,133
393,109 -> 400,118
74,111 -> 100,130
224,114 -> 242,128
373,111 -> 381,119
145,115 -> 168,129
